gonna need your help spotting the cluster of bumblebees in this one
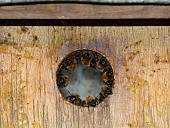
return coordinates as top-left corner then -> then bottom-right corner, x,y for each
56,50 -> 114,107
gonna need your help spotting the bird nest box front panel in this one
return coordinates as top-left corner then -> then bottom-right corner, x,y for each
0,26 -> 169,128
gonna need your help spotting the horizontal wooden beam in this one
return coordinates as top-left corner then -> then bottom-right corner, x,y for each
0,4 -> 169,19
0,0 -> 170,4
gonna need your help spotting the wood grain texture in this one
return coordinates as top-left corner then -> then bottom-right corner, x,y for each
0,0 -> 169,4
0,4 -> 170,19
0,0 -> 169,3
0,26 -> 170,128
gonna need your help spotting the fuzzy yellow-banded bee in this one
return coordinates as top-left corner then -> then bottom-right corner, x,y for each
101,85 -> 112,96
66,93 -> 82,106
89,53 -> 99,69
64,55 -> 78,71
102,71 -> 109,83
81,52 -> 92,67
57,75 -> 69,88
97,57 -> 109,72
81,51 -> 100,69
84,96 -> 99,107
102,69 -> 113,83
98,85 -> 113,102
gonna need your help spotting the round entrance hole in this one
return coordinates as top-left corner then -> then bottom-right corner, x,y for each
56,49 -> 114,107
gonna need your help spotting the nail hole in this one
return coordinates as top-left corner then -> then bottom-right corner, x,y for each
56,49 -> 114,107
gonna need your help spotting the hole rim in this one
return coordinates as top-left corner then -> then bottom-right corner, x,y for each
56,49 -> 114,107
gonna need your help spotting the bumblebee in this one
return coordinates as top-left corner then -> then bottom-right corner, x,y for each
57,75 -> 69,88
81,51 -> 100,70
105,79 -> 114,86
107,69 -> 113,77
97,57 -> 109,72
81,52 -> 92,67
102,71 -> 108,83
98,85 -> 112,102
81,100 -> 88,107
89,53 -> 99,69
64,56 -> 78,71
84,96 -> 99,107
66,93 -> 82,106
65,57 -> 72,65
102,69 -> 114,84
101,85 -> 112,96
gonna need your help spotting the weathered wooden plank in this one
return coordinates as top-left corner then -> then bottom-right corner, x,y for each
0,26 -> 170,128
0,4 -> 169,19
0,0 -> 170,4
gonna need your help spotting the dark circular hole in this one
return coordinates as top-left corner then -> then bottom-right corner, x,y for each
56,49 -> 114,107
